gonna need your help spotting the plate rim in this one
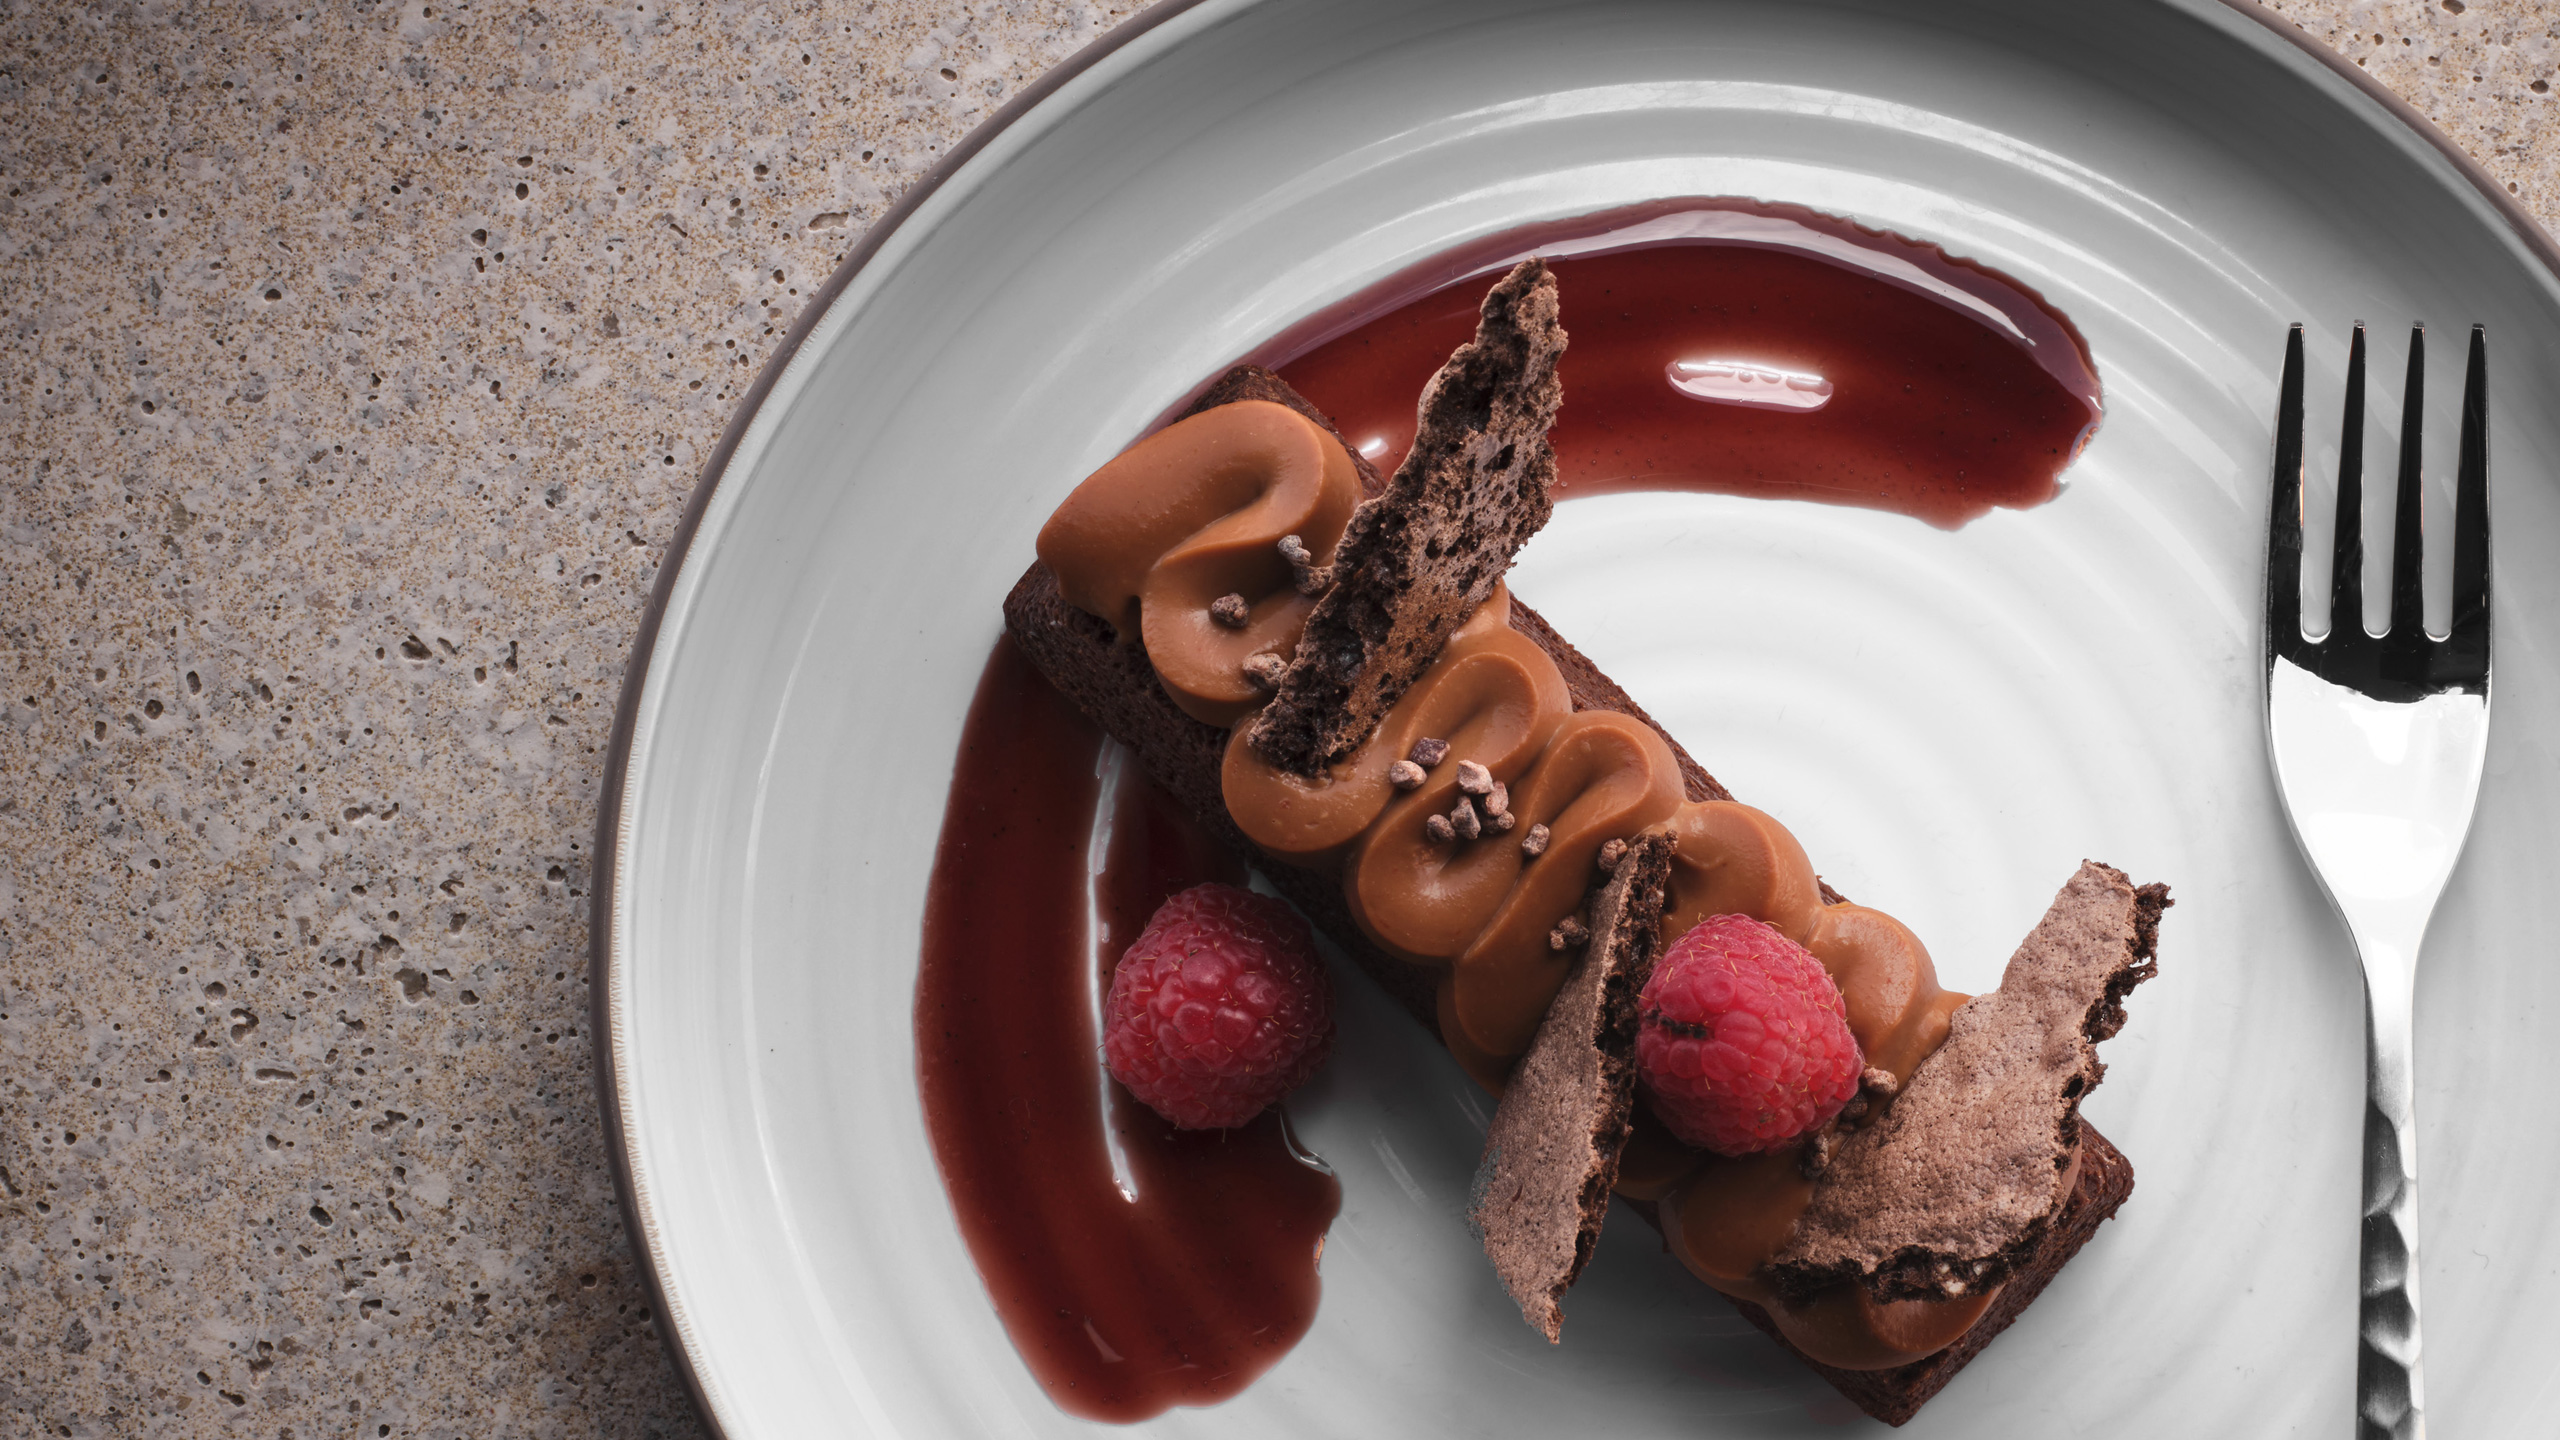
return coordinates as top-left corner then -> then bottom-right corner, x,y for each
587,3 -> 2560,1434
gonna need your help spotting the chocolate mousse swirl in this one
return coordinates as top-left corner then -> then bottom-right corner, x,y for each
1041,395 -> 1685,1073
1037,400 -> 1361,727
1227,590 -> 1685,1065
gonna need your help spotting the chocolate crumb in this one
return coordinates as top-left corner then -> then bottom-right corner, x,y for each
1451,798 -> 1483,840
1860,1066 -> 1900,1098
1209,593 -> 1250,628
1840,1092 -> 1871,1124
1455,759 -> 1495,796
1547,915 -> 1589,951
1276,533 -> 1333,596
1242,652 -> 1287,688
1410,736 -> 1450,768
1521,823 -> 1550,857
1388,759 -> 1426,790
1799,1126 -> 1841,1180
1493,809 -> 1517,834
1426,813 -> 1456,843
1483,780 -> 1510,817
1597,838 -> 1628,873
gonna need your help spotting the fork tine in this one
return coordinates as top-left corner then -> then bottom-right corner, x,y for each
2389,325 -> 2426,637
2447,324 -> 2490,672
2267,324 -> 2306,651
2332,323 -> 2369,639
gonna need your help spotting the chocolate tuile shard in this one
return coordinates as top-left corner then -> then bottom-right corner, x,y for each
1729,1125 -> 2138,1427
1470,827 -> 1676,1341
1246,258 -> 1567,776
1768,862 -> 2167,1302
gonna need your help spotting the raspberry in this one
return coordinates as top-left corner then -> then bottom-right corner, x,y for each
1103,883 -> 1334,1130
1635,914 -> 1861,1156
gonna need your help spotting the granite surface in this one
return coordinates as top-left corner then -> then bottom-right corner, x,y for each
0,1 -> 2551,1436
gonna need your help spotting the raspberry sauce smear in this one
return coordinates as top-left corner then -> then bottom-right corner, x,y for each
1264,198 -> 2102,528
916,640 -> 1341,1422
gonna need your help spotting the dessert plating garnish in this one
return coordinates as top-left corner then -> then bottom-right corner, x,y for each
1103,883 -> 1335,1131
1635,914 -> 1861,1156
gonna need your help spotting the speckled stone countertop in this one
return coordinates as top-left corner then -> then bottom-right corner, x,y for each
0,2 -> 2550,1436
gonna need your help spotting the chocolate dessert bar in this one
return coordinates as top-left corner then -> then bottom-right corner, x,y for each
1005,262 -> 2161,1424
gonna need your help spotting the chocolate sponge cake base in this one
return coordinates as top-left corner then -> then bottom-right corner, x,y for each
1726,1124 -> 2136,1427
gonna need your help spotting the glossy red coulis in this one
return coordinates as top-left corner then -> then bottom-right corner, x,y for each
1265,198 -> 2102,528
916,639 -> 1342,1422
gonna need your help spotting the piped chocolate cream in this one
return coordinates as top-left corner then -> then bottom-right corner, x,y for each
1038,398 -> 1362,726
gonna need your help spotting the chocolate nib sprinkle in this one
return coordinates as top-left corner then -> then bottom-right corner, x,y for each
1276,533 -> 1332,595
1451,798 -> 1483,840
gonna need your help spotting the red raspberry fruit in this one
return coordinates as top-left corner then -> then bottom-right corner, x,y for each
1635,914 -> 1861,1156
1104,883 -> 1334,1130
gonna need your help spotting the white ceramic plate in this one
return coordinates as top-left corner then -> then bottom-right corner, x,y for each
595,2 -> 2560,1434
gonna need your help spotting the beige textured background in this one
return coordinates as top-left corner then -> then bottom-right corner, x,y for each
0,2 -> 2549,1436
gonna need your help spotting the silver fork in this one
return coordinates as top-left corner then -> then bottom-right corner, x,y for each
2264,321 -> 2491,1440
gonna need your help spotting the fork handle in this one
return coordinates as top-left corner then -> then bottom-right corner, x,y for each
2358,967 -> 2425,1440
